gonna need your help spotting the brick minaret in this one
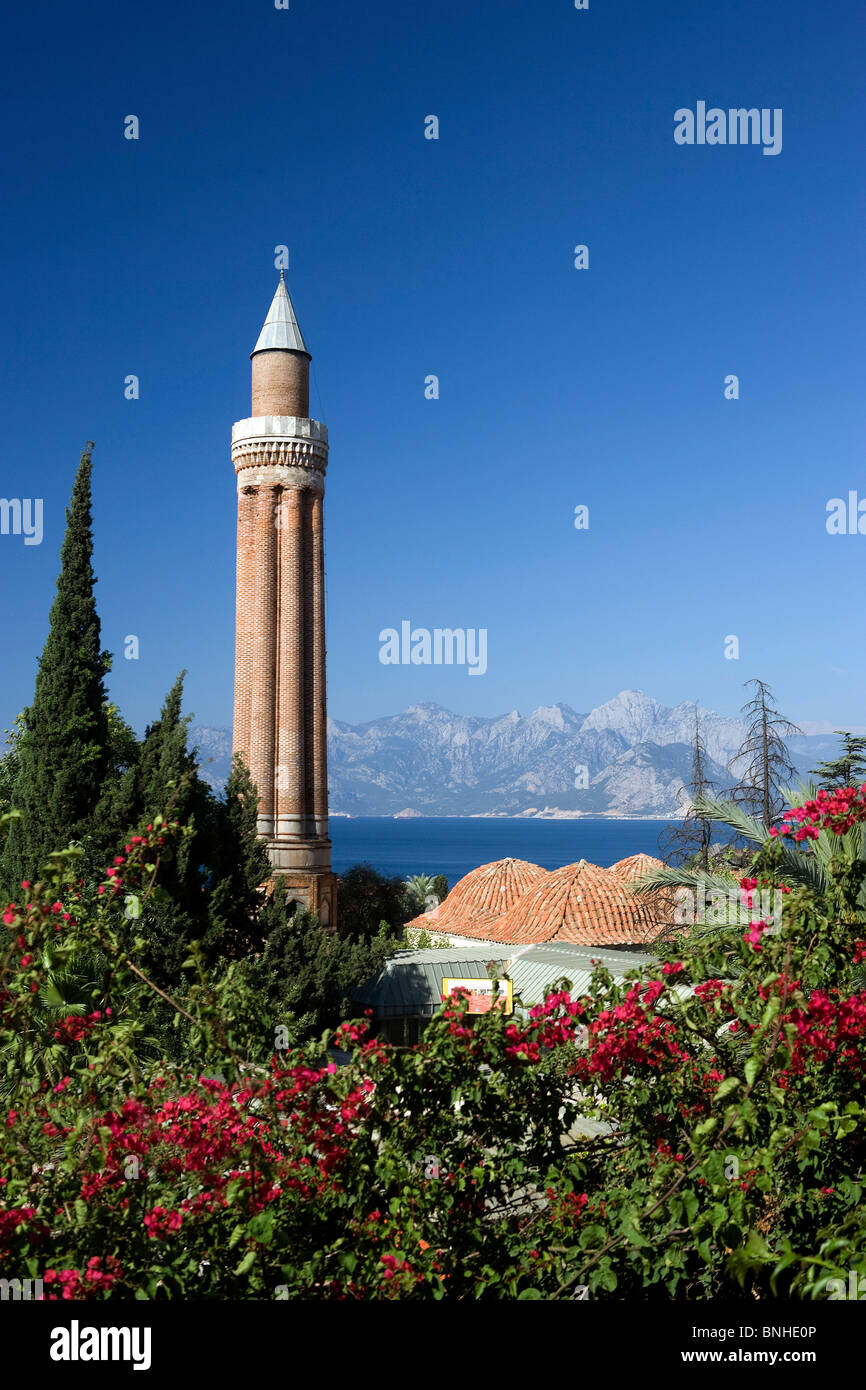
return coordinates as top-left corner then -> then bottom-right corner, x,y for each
232,273 -> 337,928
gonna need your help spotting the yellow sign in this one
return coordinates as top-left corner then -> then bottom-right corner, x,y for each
441,977 -> 513,1015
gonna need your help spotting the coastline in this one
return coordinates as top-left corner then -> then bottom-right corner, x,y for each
331,811 -> 683,822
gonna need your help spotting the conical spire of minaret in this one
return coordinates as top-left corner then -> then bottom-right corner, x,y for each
252,271 -> 309,355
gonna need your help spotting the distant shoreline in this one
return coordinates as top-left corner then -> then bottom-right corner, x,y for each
330,812 -> 684,822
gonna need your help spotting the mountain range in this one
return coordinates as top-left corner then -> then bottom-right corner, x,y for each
190,690 -> 840,817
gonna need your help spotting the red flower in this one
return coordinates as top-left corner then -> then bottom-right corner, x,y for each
143,1206 -> 183,1240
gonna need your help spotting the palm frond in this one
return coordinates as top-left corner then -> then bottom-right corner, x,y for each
688,795 -> 766,845
683,792 -> 832,893
629,866 -> 739,897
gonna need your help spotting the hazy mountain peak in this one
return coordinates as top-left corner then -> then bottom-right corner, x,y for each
529,704 -> 570,730
580,690 -> 661,740
191,689 -> 825,817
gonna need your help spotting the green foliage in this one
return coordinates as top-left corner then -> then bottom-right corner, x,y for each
205,755 -> 272,957
430,874 -> 449,905
402,874 -> 450,924
102,673 -> 231,987
0,715 -> 24,817
1,447 -> 111,890
408,927 -> 452,951
243,881 -> 396,1040
812,731 -> 866,791
403,873 -> 439,916
338,862 -> 411,941
638,787 -> 866,945
1,793 -> 864,1300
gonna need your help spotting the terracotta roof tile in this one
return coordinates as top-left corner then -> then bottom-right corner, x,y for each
407,852 -> 669,949
609,853 -> 666,882
405,857 -> 547,936
484,859 -> 662,946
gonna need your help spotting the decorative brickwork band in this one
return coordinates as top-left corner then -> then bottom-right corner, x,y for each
232,437 -> 328,481
232,418 -> 328,491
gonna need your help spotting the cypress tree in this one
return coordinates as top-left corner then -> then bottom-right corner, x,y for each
90,703 -> 141,859
207,754 -> 271,958
2,445 -> 110,888
135,673 -> 198,820
128,672 -> 213,900
246,885 -> 393,1041
124,673 -> 222,985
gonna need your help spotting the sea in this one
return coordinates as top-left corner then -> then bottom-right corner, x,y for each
329,817 -> 678,885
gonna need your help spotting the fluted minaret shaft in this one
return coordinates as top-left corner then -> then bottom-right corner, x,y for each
249,485 -> 278,837
276,488 -> 306,837
233,487 -> 257,759
311,493 -> 329,840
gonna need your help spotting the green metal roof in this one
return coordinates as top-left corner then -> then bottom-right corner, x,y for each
352,943 -> 651,1020
352,949 -> 512,1019
509,942 -> 649,1010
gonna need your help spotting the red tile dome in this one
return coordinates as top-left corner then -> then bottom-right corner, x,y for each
609,852 -> 666,882
406,857 -> 548,936
481,858 -> 665,947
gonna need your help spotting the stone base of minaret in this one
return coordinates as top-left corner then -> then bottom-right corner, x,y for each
268,867 -> 339,934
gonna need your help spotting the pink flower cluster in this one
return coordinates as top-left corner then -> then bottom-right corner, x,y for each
52,1009 -> 110,1044
503,989 -> 587,1061
42,1256 -> 123,1300
0,1205 -> 45,1255
333,1020 -> 369,1047
143,1206 -> 183,1240
743,921 -> 771,954
3,896 -> 74,931
782,988 -> 866,1080
69,1054 -> 373,1225
380,1253 -> 414,1280
580,981 -> 687,1084
770,785 -> 866,842
693,979 -> 731,1008
96,826 -> 176,897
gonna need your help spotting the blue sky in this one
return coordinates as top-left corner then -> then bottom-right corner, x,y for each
1,0 -> 863,738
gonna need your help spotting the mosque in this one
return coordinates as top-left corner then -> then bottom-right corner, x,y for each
357,854 -> 671,1043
